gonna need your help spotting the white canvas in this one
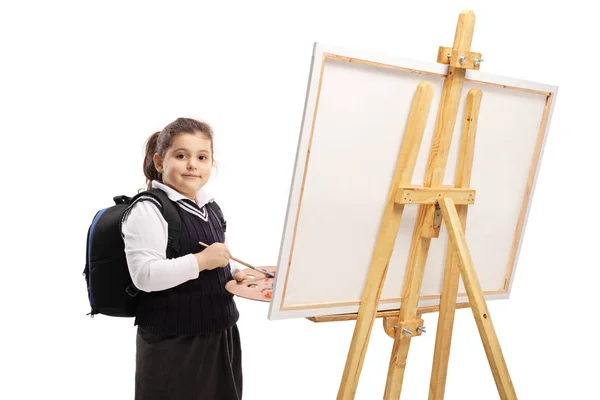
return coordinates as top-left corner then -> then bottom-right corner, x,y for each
268,43 -> 558,320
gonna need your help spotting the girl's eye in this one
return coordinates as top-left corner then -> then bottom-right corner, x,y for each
199,156 -> 207,160
176,154 -> 186,159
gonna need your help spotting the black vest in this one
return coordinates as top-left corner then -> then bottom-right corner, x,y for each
135,198 -> 239,335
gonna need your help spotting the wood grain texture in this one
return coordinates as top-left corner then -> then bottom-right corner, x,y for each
337,82 -> 434,400
279,54 -> 328,311
384,10 -> 476,400
440,197 -> 517,400
504,93 -> 554,290
395,187 -> 476,205
306,303 -> 472,323
429,88 -> 481,400
436,46 -> 483,70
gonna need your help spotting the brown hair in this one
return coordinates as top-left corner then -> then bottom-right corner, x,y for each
143,117 -> 214,189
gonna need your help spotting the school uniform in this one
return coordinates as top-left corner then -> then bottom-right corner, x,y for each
121,180 -> 242,400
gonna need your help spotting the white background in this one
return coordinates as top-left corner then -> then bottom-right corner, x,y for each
0,1 -> 597,399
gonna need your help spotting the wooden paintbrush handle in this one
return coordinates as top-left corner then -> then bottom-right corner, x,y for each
198,241 -> 274,277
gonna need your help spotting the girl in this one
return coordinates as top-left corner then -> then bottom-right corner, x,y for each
121,117 -> 246,400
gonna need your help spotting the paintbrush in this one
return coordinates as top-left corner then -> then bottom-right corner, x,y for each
198,241 -> 275,278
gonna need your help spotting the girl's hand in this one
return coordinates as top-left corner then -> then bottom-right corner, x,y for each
233,269 -> 247,282
195,242 -> 231,271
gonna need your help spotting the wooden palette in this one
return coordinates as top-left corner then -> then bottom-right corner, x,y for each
225,267 -> 277,302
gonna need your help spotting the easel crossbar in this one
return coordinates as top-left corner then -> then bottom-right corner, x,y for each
395,187 -> 476,205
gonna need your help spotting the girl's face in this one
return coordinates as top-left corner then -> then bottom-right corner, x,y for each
153,132 -> 213,200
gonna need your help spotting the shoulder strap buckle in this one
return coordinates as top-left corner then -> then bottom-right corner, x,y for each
113,195 -> 131,205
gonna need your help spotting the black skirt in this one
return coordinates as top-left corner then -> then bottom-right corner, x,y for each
135,324 -> 243,400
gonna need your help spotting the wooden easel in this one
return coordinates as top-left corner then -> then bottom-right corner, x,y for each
334,10 -> 518,400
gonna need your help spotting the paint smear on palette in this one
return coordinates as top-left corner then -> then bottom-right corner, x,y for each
261,273 -> 275,299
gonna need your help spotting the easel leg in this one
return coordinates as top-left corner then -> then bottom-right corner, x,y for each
429,88 -> 482,400
439,197 -> 518,400
384,12 -> 476,400
337,82 -> 434,400
384,210 -> 431,399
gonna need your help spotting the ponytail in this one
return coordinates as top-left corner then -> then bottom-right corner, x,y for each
143,131 -> 161,189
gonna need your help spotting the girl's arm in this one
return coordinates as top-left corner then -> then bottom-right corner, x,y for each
121,201 -> 199,292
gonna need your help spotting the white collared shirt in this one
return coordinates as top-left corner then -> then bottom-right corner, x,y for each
121,180 -> 239,293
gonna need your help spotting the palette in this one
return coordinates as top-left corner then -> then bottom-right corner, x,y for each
225,266 -> 277,302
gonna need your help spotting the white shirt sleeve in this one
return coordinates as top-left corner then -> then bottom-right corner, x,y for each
121,200 -> 199,292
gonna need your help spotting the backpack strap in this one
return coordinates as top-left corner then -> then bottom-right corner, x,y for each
118,189 -> 181,301
127,189 -> 182,258
206,200 -> 227,233
144,189 -> 182,258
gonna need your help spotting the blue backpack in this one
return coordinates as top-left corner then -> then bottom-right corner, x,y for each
83,189 -> 226,317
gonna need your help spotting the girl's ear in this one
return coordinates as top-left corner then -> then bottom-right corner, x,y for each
153,153 -> 164,173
